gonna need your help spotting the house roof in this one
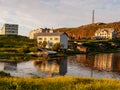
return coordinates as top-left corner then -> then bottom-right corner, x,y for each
37,32 -> 68,36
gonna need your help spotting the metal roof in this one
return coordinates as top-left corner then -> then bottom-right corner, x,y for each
38,32 -> 67,36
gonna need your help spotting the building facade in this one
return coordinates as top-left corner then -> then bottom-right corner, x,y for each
29,28 -> 54,39
1,24 -> 18,35
93,28 -> 117,39
37,32 -> 68,49
29,29 -> 42,39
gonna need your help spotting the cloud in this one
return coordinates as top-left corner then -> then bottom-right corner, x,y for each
0,0 -> 120,36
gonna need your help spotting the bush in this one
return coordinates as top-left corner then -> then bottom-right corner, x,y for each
0,71 -> 10,77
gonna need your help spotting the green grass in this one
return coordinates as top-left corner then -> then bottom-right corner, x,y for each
0,35 -> 38,61
0,76 -> 120,90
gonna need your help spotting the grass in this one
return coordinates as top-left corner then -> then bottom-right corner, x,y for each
0,53 -> 34,62
0,76 -> 120,90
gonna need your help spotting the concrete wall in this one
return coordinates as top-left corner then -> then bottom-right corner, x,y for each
60,34 -> 68,49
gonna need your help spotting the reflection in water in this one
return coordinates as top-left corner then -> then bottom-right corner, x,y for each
0,53 -> 120,79
76,53 -> 120,73
0,62 -> 17,71
94,53 -> 113,71
33,57 -> 67,77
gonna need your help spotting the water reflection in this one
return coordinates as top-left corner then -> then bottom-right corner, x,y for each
94,53 -> 113,71
76,53 -> 120,73
0,53 -> 120,79
33,58 -> 67,77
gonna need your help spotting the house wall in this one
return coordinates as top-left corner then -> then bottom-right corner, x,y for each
37,34 -> 68,49
112,30 -> 117,39
60,34 -> 68,49
37,36 -> 60,48
29,29 -> 42,39
1,24 -> 18,35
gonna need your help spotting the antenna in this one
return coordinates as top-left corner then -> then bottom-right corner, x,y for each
92,10 -> 95,24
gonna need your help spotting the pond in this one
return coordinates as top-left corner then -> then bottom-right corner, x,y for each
0,53 -> 120,79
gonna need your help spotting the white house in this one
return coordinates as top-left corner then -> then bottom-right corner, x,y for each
1,24 -> 18,35
93,28 -> 117,39
37,32 -> 68,49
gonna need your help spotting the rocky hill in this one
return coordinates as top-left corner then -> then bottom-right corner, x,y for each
56,22 -> 120,39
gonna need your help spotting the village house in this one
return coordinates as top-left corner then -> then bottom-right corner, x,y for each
93,28 -> 117,40
29,28 -> 54,39
37,32 -> 68,49
0,23 -> 18,35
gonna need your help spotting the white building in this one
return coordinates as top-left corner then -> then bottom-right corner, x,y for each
93,28 -> 117,39
37,32 -> 68,49
29,28 -> 54,39
1,24 -> 18,35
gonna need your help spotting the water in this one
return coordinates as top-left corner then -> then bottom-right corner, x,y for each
0,53 -> 120,79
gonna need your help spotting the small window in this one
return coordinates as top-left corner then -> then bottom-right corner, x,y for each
50,38 -> 52,40
39,38 -> 42,40
54,38 -> 59,40
44,38 -> 47,40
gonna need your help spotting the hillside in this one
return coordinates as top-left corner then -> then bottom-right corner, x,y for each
56,22 -> 120,39
0,35 -> 36,48
0,35 -> 37,60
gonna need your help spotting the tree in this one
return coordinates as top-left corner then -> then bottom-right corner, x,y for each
52,43 -> 61,51
38,41 -> 42,47
52,43 -> 64,51
42,41 -> 47,48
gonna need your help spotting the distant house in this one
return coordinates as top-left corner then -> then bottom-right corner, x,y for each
37,32 -> 68,49
29,28 -> 54,39
0,24 -> 18,35
93,28 -> 117,39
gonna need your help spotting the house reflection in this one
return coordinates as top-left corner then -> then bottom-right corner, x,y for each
76,53 -> 120,74
0,62 -> 17,71
33,58 -> 67,77
76,54 -> 94,67
112,53 -> 120,72
94,53 -> 113,71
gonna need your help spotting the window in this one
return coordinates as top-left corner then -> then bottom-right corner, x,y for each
54,38 -> 59,40
50,38 -> 52,40
12,31 -> 15,33
44,38 -> 47,40
39,38 -> 42,40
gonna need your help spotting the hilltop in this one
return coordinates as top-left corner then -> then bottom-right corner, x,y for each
56,21 -> 120,39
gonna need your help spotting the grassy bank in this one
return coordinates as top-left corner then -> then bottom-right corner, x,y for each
0,53 -> 34,62
81,39 -> 120,54
0,76 -> 120,90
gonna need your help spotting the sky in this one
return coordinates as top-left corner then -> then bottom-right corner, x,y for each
0,0 -> 120,36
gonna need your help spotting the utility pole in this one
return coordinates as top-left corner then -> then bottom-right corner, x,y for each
92,10 -> 95,24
